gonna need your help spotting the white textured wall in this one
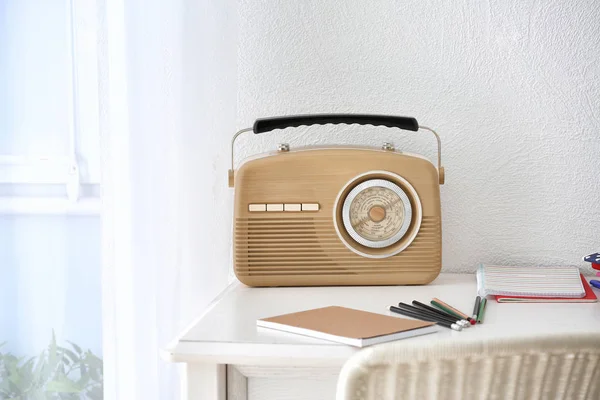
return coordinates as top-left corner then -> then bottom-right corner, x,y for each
235,1 -> 600,273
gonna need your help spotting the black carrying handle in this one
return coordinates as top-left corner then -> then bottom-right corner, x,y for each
253,114 -> 419,134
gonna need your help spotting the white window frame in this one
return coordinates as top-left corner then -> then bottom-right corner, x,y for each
0,0 -> 100,215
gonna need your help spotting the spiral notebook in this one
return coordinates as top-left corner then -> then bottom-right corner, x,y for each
495,275 -> 597,303
476,264 -> 585,298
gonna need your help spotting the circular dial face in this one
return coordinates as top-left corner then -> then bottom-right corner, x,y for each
341,179 -> 413,249
349,186 -> 405,241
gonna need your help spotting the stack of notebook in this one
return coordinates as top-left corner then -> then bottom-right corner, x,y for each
476,264 -> 597,303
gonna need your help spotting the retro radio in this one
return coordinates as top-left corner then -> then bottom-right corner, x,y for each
228,114 -> 445,287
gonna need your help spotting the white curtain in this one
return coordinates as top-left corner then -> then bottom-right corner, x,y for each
99,0 -> 238,398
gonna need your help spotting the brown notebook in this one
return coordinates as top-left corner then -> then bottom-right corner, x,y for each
257,306 -> 438,347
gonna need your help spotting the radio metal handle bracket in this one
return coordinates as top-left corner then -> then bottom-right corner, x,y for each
228,114 -> 444,187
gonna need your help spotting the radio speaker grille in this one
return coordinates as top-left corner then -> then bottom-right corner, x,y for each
234,216 -> 441,279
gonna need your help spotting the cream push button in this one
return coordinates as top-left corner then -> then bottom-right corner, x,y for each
301,203 -> 320,211
266,204 -> 284,212
248,204 -> 266,212
284,204 -> 301,212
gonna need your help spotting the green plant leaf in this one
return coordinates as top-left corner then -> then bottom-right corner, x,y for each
18,357 -> 36,391
79,363 -> 86,376
31,388 -> 47,400
4,353 -> 18,364
33,351 -> 46,383
0,335 -> 103,399
8,358 -> 20,387
0,376 -> 12,392
46,378 -> 81,393
4,370 -> 20,397
89,366 -> 99,382
66,341 -> 82,355
84,351 -> 103,369
48,330 -> 59,375
58,346 -> 79,365
41,351 -> 55,386
88,386 -> 103,400
77,371 -> 90,389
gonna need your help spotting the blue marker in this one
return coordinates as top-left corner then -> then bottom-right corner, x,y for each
583,253 -> 600,263
590,280 -> 600,290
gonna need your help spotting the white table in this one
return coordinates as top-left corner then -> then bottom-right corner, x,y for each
163,274 -> 600,400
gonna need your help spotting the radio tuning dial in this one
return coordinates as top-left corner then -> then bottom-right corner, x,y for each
333,171 -> 423,259
342,179 -> 412,248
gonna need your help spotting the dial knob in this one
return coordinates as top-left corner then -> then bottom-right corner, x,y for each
342,179 -> 412,248
333,171 -> 422,259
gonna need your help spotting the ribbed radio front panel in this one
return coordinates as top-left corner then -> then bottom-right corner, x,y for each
234,216 -> 441,279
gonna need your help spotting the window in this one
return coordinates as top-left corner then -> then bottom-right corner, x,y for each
0,0 -> 103,398
0,0 -> 100,213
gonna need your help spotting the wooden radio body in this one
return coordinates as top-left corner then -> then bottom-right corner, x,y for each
229,115 -> 444,287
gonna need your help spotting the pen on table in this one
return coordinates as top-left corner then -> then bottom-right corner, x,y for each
388,305 -> 462,331
477,298 -> 487,324
397,302 -> 468,327
412,300 -> 470,328
431,298 -> 475,325
389,305 -> 463,331
472,296 -> 481,323
583,253 -> 600,263
401,302 -> 469,328
590,280 -> 600,290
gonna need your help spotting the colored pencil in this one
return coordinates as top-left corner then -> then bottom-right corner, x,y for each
388,306 -> 462,331
431,298 -> 475,325
411,300 -> 470,327
430,300 -> 466,320
472,296 -> 481,322
398,302 -> 467,327
477,298 -> 487,323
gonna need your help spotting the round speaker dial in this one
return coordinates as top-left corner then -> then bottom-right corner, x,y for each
333,171 -> 422,259
342,179 -> 412,249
